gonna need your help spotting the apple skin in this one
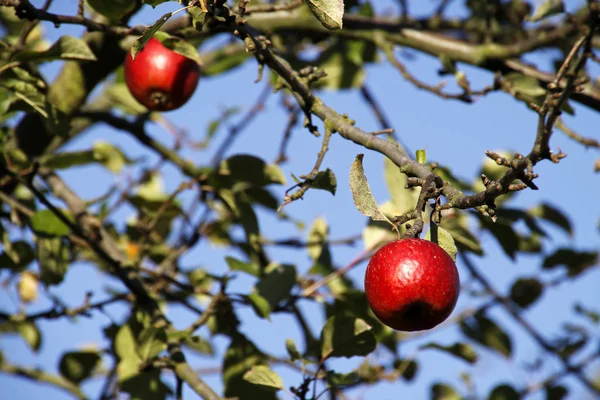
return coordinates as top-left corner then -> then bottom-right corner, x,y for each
364,238 -> 460,332
124,38 -> 200,111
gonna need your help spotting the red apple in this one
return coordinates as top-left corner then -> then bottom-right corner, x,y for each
364,238 -> 460,331
124,37 -> 200,111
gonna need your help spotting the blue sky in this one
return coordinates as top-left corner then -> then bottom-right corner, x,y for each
1,1 -> 599,399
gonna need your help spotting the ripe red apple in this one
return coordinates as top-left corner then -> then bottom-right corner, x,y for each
364,238 -> 460,331
124,38 -> 200,111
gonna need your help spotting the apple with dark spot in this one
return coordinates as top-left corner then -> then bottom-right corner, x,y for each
124,37 -> 200,112
364,238 -> 460,331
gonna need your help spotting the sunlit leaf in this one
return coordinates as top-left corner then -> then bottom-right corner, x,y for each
425,223 -> 458,262
246,292 -> 271,320
308,217 -> 329,260
431,383 -> 461,400
305,0 -> 344,30
243,365 -> 283,391
30,209 -> 72,236
528,0 -> 565,22
226,256 -> 260,277
349,154 -> 394,227
285,338 -> 300,361
137,327 -> 167,361
154,31 -> 201,64
416,149 -> 427,164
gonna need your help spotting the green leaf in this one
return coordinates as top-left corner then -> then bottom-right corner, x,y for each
37,237 -> 70,285
488,384 -> 519,400
326,371 -> 359,386
201,46 -> 249,77
309,168 -> 337,195
243,365 -> 283,391
460,314 -> 512,358
0,240 -> 35,272
394,358 -> 419,381
480,218 -> 519,260
308,217 -> 329,260
13,36 -> 97,62
441,216 -> 484,256
154,32 -> 201,64
223,335 -> 277,400
92,141 -> 132,173
416,149 -> 427,164
41,141 -> 131,174
41,149 -> 96,169
184,335 -> 214,355
320,316 -> 376,359
121,370 -> 171,400
285,338 -> 300,361
134,172 -> 167,202
420,342 -> 478,364
114,322 -> 139,361
130,13 -> 174,59
59,350 -> 101,384
254,264 -> 296,311
510,278 -> 544,308
218,154 -> 286,187
503,72 -> 546,97
542,248 -> 598,277
528,203 -> 572,235
431,383 -> 462,400
528,0 -> 564,22
0,321 -> 42,352
30,209 -> 72,236
304,0 -> 344,30
187,5 -> 207,31
349,154 -> 394,227
137,327 -> 167,361
246,292 -> 271,320
105,83 -> 149,115
317,39 -> 367,89
245,187 -> 279,210
86,0 -> 137,22
226,256 -> 260,277
425,223 -> 458,262
142,0 -> 171,6
384,150 -> 418,216
362,211 -> 397,252
187,268 -> 213,289
545,385 -> 568,400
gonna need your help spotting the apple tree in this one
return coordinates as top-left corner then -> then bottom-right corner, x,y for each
0,0 -> 599,399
